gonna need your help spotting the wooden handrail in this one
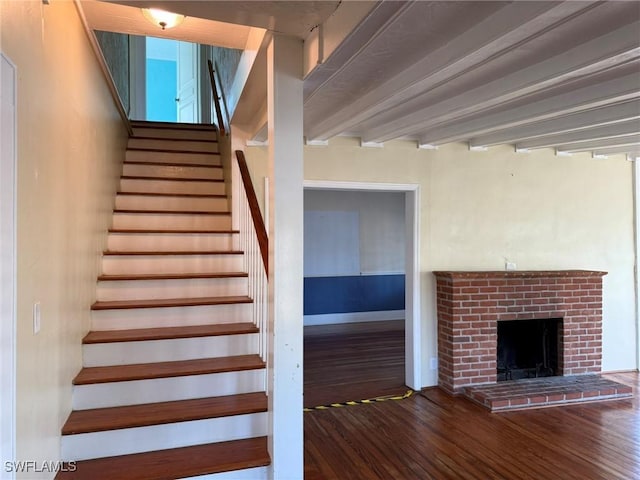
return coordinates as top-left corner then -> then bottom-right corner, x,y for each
207,60 -> 226,136
235,150 -> 268,275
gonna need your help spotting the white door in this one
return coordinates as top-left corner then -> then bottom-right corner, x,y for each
176,41 -> 199,123
0,52 -> 17,478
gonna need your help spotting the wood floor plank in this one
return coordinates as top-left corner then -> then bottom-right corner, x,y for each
73,355 -> 265,385
91,295 -> 252,311
304,320 -> 406,407
304,321 -> 639,479
55,437 -> 269,480
82,322 -> 258,344
62,392 -> 267,434
305,372 -> 639,480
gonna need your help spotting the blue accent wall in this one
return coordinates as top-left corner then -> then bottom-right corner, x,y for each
146,59 -> 176,122
304,274 -> 405,315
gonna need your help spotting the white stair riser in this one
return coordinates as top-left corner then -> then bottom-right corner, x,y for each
128,138 -> 219,153
83,334 -> 259,367
72,370 -> 265,409
112,213 -> 231,230
96,277 -> 248,301
132,128 -> 218,141
125,149 -> 221,166
101,255 -> 243,275
61,412 -> 267,461
122,163 -> 224,180
120,178 -> 226,196
91,303 -> 253,330
115,194 -> 229,212
107,232 -> 239,252
181,467 -> 268,480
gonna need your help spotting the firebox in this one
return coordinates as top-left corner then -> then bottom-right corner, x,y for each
497,318 -> 561,381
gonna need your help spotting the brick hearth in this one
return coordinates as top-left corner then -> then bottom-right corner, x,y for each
433,270 -> 606,394
465,375 -> 632,412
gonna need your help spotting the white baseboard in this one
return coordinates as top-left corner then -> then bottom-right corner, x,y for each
303,310 -> 405,326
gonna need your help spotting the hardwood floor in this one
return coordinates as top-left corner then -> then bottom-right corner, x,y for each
305,372 -> 639,480
304,320 -> 406,408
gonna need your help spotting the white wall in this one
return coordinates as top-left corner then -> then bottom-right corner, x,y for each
1,1 -> 127,474
302,137 -> 637,386
304,190 -> 405,276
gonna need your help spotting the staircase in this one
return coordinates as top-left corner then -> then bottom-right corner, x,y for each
57,121 -> 270,480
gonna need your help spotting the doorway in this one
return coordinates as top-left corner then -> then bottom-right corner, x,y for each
1,52 -> 17,475
305,181 -> 422,403
136,37 -> 202,123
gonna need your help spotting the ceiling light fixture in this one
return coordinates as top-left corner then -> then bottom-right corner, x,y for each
142,8 -> 186,30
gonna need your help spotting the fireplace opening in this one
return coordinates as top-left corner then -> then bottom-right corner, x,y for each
497,318 -> 561,381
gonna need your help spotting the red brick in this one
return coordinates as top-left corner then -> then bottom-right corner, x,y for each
565,392 -> 583,400
547,394 -> 565,402
583,390 -> 600,398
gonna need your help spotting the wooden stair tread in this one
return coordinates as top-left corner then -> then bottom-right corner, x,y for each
126,147 -> 221,155
83,322 -> 259,344
73,354 -> 265,385
102,250 -> 242,256
91,295 -> 252,310
109,228 -> 239,234
117,191 -> 226,198
130,121 -> 217,131
124,161 -> 222,169
97,272 -> 248,281
54,436 -> 269,479
113,209 -> 230,215
120,175 -> 223,182
129,136 -> 218,144
62,392 -> 266,435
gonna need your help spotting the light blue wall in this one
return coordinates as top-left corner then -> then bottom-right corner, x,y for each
146,37 -> 177,122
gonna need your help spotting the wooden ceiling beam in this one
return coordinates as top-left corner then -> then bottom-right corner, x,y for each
417,72 -> 640,146
363,21 -> 640,143
305,1 -> 597,141
469,100 -> 640,147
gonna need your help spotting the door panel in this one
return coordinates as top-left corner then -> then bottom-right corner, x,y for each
177,41 -> 199,123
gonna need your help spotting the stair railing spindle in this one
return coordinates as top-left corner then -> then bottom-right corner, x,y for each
234,151 -> 268,363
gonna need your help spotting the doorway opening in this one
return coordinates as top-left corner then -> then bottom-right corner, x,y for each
302,181 -> 421,407
143,37 -> 201,123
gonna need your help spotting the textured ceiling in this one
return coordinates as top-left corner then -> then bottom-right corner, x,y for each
104,0 -> 342,39
81,0 -> 254,48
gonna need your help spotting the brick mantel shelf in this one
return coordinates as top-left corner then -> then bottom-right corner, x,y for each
433,270 -> 607,394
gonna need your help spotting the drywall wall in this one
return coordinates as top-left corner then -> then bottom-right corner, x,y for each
303,189 -> 405,324
302,137 -> 636,387
0,0 -> 127,475
305,189 -> 406,275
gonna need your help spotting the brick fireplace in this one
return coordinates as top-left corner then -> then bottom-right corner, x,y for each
434,270 -> 606,394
